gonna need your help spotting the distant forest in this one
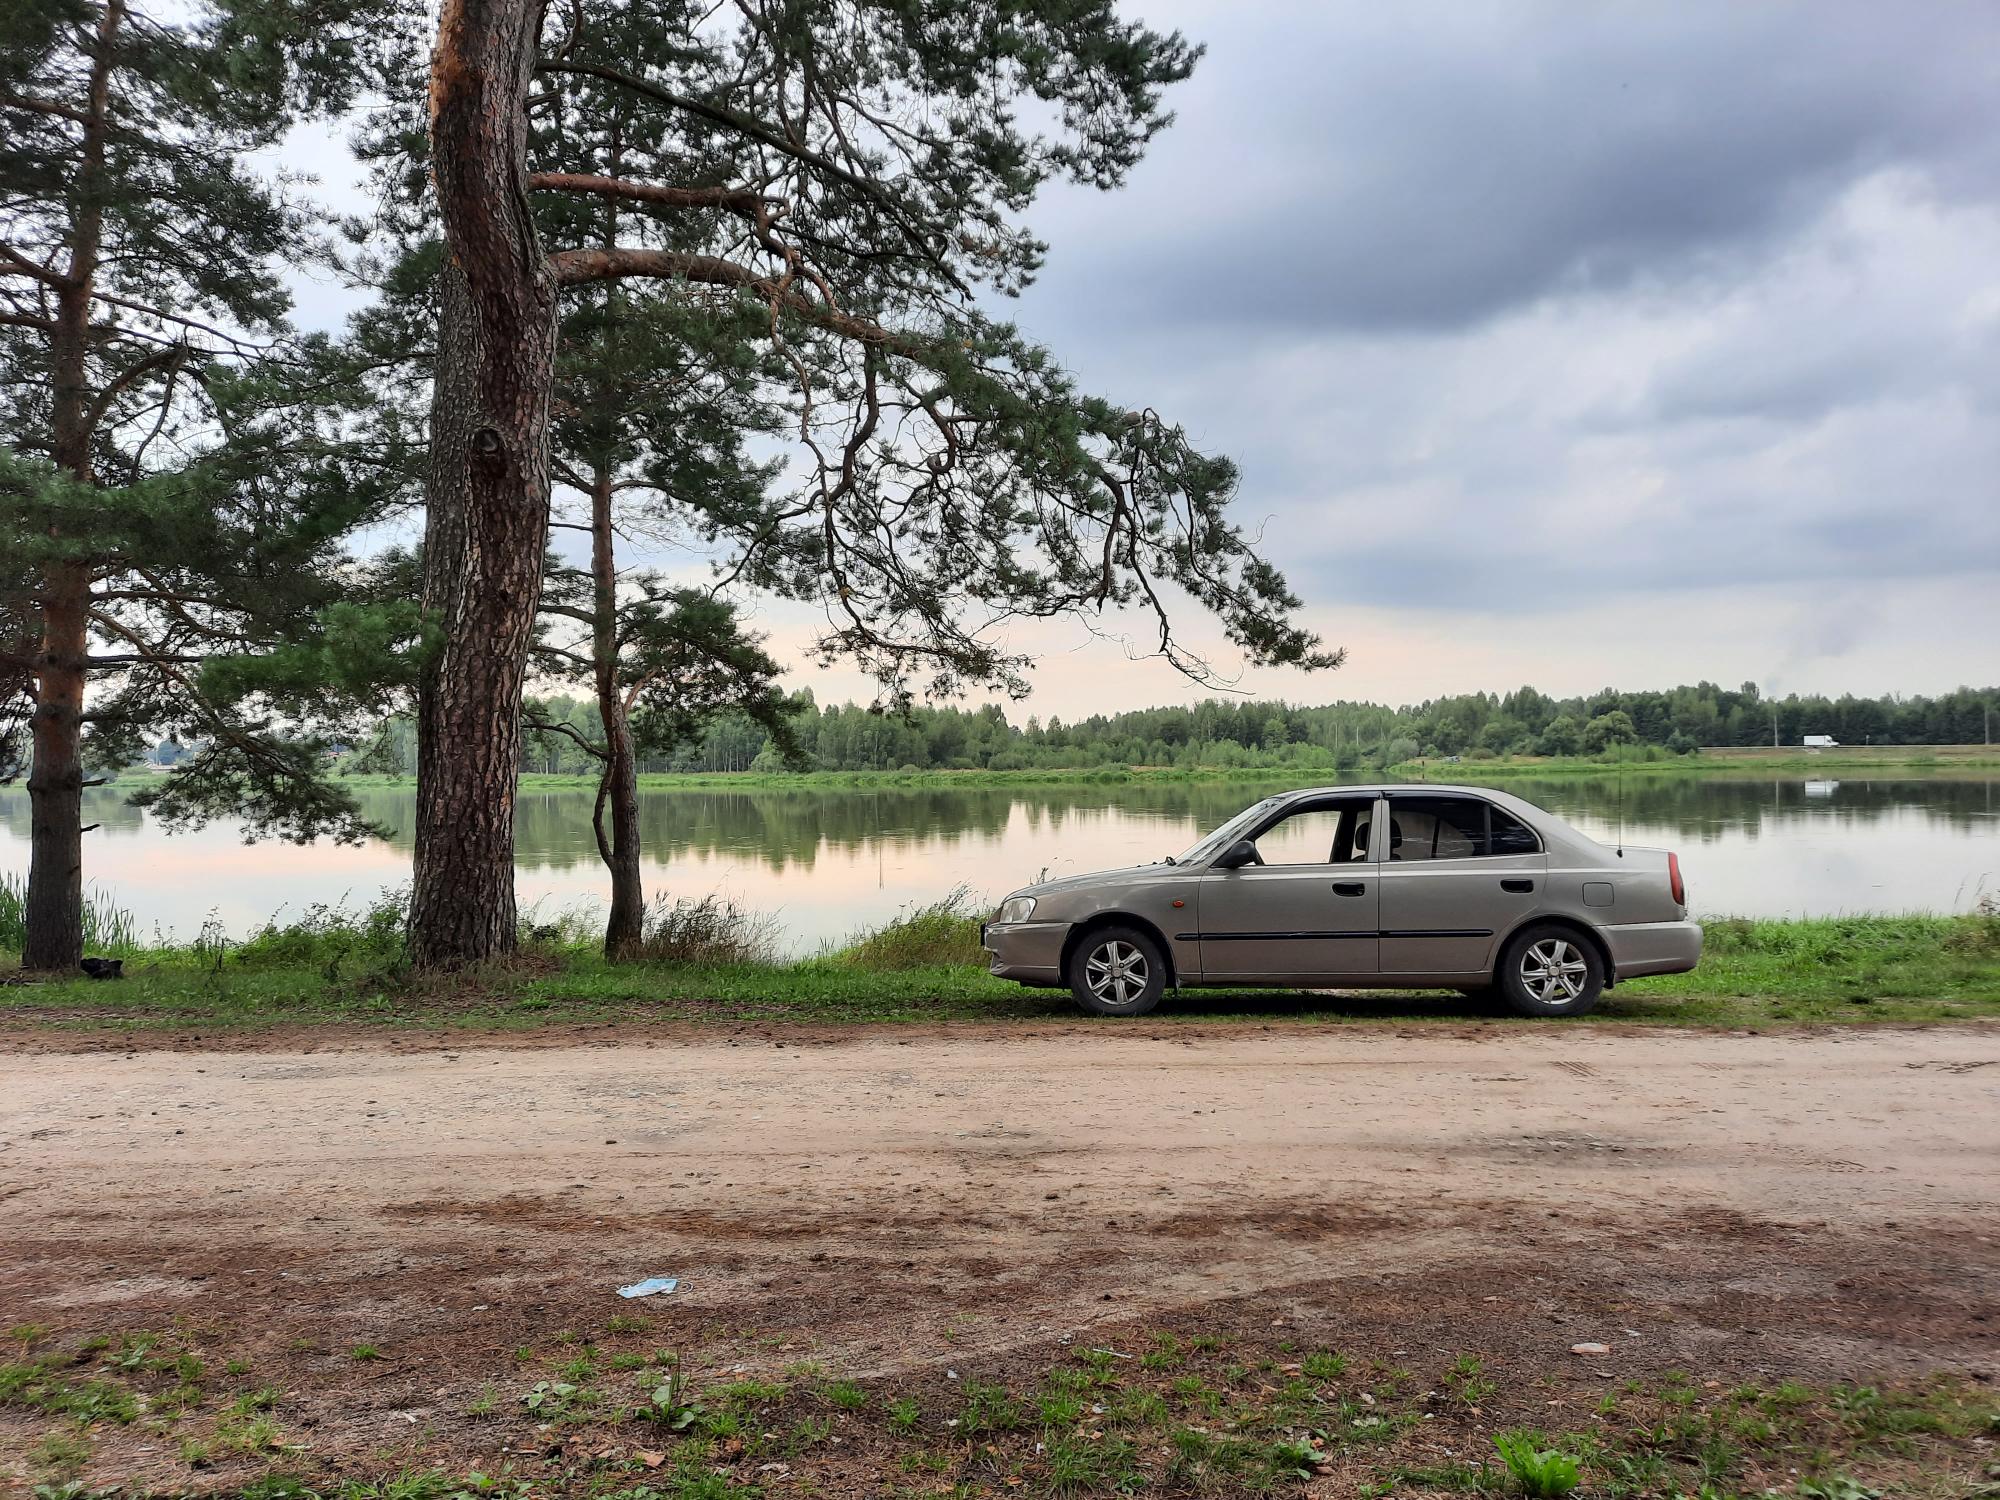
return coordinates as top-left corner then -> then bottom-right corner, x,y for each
326,681 -> 1998,778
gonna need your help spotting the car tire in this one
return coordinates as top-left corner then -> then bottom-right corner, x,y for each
1067,926 -> 1167,1017
1496,924 -> 1604,1017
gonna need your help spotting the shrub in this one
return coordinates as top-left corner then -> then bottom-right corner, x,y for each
232,890 -> 407,977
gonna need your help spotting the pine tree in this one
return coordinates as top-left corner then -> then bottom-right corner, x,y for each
0,0 -> 409,969
399,0 -> 1343,966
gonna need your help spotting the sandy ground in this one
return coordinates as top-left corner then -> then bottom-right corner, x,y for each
3,1021 -> 1998,1486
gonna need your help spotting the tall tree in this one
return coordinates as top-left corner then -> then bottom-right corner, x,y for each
535,59 -> 798,958
408,0 -> 1342,967
0,0 -> 406,969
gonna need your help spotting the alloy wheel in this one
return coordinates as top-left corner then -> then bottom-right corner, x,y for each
1084,939 -> 1149,1008
1519,937 -> 1589,1003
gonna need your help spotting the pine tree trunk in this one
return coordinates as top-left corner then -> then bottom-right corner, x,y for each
407,0 -> 558,968
23,0 -> 121,972
589,463 -> 645,960
23,568 -> 87,971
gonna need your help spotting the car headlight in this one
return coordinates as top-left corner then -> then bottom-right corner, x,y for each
996,895 -> 1037,924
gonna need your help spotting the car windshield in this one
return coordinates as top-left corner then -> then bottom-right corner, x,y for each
1174,796 -> 1287,866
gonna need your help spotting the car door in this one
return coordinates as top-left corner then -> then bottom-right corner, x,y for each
1376,793 -> 1547,975
1196,795 -> 1382,981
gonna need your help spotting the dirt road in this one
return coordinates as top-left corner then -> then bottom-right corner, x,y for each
3,1022 -> 1997,1486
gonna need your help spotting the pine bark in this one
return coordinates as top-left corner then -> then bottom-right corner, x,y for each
407,0 -> 559,967
22,0 -> 121,972
588,462 -> 645,960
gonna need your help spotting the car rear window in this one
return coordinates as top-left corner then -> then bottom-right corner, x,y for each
1388,797 -> 1540,860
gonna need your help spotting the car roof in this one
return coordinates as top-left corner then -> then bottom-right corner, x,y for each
1273,783 -> 1529,800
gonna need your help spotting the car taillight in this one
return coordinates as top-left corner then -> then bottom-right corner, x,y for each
1668,851 -> 1685,907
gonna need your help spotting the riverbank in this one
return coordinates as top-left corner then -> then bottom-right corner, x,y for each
92,742 -> 1998,795
3,911 -> 1995,1035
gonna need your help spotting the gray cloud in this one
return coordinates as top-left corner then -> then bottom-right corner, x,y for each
999,1 -> 2000,645
1030,0 -> 2000,335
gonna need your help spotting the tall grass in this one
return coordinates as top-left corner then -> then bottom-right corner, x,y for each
636,892 -> 779,964
0,872 -> 139,955
836,886 -> 987,970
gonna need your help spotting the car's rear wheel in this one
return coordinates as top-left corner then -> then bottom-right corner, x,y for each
1067,926 -> 1167,1017
1497,925 -> 1604,1017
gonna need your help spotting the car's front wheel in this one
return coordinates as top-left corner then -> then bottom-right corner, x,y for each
1497,925 -> 1604,1017
1067,926 -> 1167,1017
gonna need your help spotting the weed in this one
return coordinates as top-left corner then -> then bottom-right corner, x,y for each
1044,1433 -> 1141,1495
886,1396 -> 921,1431
959,1379 -> 1023,1434
823,1378 -> 869,1411
1493,1430 -> 1581,1498
350,1342 -> 386,1361
465,1384 -> 499,1419
1443,1354 -> 1498,1405
1302,1350 -> 1348,1381
215,1412 -> 281,1454
640,1359 -> 704,1432
31,1430 -> 92,1479
521,1381 -> 577,1414
1269,1434 -> 1325,1479
10,1323 -> 53,1349
1036,1386 -> 1085,1428
606,1313 -> 648,1334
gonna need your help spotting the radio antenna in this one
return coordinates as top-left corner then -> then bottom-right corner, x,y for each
1615,764 -> 1625,857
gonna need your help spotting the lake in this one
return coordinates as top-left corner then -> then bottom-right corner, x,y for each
3,773 -> 1997,950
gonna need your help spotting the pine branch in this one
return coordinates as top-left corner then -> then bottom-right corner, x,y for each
533,59 -> 965,295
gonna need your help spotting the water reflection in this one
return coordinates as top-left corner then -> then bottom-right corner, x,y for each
2,773 -> 1994,948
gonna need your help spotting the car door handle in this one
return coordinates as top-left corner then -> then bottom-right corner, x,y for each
1501,878 -> 1535,894
1331,881 -> 1367,897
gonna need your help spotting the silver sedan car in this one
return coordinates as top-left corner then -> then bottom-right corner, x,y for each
981,784 -> 1701,1017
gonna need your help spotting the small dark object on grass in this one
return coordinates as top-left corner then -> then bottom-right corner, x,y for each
79,957 -> 124,980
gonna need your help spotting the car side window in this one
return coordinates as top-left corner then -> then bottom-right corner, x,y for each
1489,806 -> 1540,855
1253,801 -> 1374,865
1388,797 -> 1541,860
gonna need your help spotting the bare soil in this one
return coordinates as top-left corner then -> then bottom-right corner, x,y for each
3,1022 -> 1997,1493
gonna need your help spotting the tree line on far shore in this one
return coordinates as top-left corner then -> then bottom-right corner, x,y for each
312,679 -> 1997,780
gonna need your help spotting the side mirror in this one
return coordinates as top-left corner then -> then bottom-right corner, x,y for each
1213,839 -> 1259,870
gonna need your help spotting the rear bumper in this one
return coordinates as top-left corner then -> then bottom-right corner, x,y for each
1604,919 -> 1704,980
981,919 -> 1068,986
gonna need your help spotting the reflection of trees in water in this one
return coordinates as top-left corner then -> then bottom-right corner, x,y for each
2,777 -> 1994,870
0,788 -> 150,839
1492,775 -> 2000,843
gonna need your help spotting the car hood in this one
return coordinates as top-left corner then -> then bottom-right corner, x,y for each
1009,863 -> 1176,901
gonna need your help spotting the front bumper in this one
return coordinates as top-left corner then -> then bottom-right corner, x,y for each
980,919 -> 1069,986
1604,919 -> 1704,980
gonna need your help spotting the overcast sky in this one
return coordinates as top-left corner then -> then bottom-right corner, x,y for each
300,0 -> 2000,719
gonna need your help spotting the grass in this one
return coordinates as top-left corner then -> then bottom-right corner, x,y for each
6,1324 -> 1989,1496
2,904 -> 1997,1033
0,871 -> 140,954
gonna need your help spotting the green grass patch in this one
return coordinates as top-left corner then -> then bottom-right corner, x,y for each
3,905 -> 1996,1033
